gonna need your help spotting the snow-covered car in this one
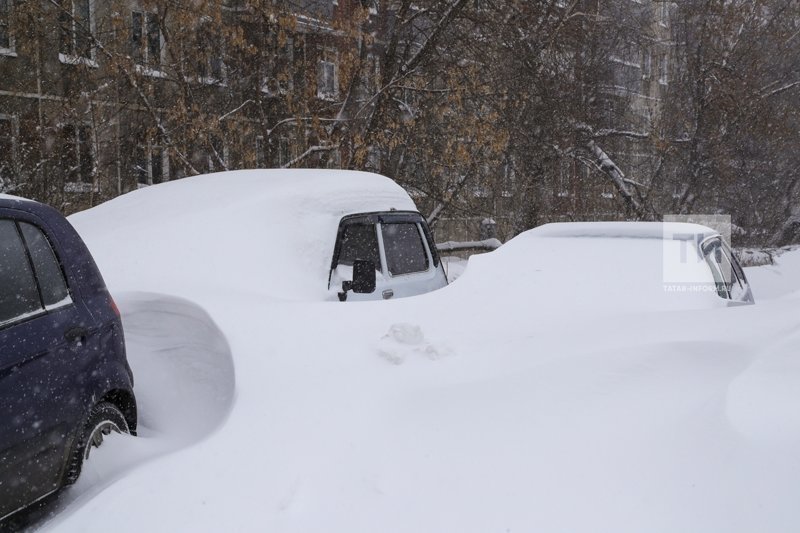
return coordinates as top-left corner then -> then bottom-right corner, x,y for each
454,221 -> 754,312
531,222 -> 753,305
70,169 -> 447,302
0,194 -> 136,524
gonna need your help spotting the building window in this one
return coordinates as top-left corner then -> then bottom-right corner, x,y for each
641,49 -> 651,79
261,36 -> 294,96
255,136 -> 265,168
59,123 -> 94,191
658,1 -> 669,27
207,135 -> 227,172
0,114 -> 17,186
59,0 -> 94,62
317,49 -> 338,100
132,10 -> 161,69
278,136 -> 291,167
0,0 -> 15,55
196,21 -> 225,84
133,142 -> 168,187
659,54 -> 668,85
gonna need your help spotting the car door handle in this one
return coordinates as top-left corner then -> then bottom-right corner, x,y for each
64,326 -> 89,345
382,289 -> 394,300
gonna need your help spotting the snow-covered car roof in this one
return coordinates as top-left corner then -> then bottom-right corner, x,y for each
69,169 -> 418,301
529,221 -> 720,241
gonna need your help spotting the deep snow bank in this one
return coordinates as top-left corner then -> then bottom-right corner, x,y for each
46,189 -> 800,533
30,293 -> 234,531
745,247 -> 800,300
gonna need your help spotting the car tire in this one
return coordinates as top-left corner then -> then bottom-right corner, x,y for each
63,402 -> 130,486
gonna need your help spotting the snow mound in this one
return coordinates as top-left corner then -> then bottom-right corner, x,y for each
33,292 -> 234,530
119,292 -> 235,442
727,328 -> 800,444
376,323 -> 453,365
744,247 -> 800,300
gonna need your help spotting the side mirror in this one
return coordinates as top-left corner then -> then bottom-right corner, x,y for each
338,260 -> 376,301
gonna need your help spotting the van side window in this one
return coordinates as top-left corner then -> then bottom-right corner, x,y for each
19,222 -> 71,308
382,222 -> 429,275
338,223 -> 381,270
0,219 -> 44,326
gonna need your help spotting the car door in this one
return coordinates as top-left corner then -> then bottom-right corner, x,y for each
0,215 -> 88,518
377,217 -> 446,299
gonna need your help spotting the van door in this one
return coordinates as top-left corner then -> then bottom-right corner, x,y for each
378,218 -> 446,299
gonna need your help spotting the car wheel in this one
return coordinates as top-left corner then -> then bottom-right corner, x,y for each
63,402 -> 130,485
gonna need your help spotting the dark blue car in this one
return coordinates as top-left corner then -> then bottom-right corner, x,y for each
0,194 -> 136,522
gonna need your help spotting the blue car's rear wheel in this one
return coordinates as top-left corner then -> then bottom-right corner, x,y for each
63,402 -> 129,485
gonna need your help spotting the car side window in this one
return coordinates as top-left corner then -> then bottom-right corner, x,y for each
381,222 -> 429,276
337,223 -> 381,270
701,238 -> 730,299
720,243 -> 747,300
19,222 -> 71,309
702,237 -> 748,300
0,219 -> 45,326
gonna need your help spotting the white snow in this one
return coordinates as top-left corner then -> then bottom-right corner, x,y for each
26,178 -> 800,532
745,247 -> 800,300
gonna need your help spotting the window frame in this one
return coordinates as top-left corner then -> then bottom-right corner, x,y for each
59,121 -> 96,193
0,0 -> 16,56
131,9 -> 163,73
658,53 -> 668,85
0,113 -> 18,185
261,35 -> 294,96
58,0 -> 97,67
134,140 -> 169,187
316,48 -> 338,100
206,135 -> 228,172
195,18 -> 227,86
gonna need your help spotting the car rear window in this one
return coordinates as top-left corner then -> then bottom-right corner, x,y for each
20,222 -> 71,308
0,219 -> 44,326
382,222 -> 429,275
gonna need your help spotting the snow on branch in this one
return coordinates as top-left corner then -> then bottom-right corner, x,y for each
586,139 -> 643,214
399,0 -> 471,77
0,177 -> 24,194
436,238 -> 502,253
280,144 -> 339,169
592,129 -> 650,140
760,80 -> 800,100
219,100 -> 255,122
426,171 -> 472,226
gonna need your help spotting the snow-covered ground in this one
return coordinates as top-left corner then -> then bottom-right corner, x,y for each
20,177 -> 800,532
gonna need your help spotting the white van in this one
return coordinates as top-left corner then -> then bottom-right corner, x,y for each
69,169 -> 448,302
